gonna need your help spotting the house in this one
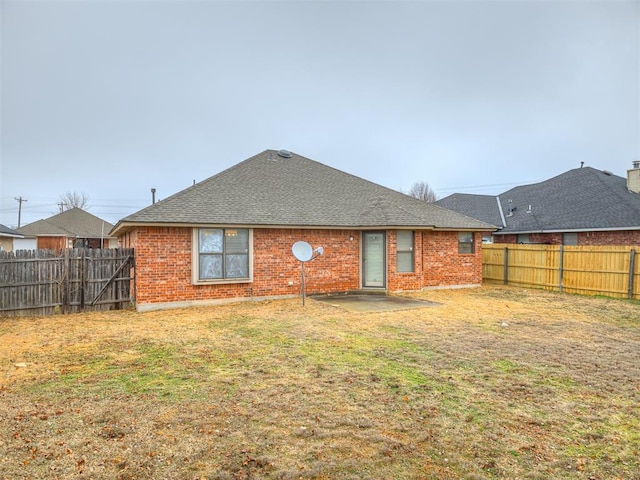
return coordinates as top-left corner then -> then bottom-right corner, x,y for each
17,208 -> 117,250
0,224 -> 23,252
436,163 -> 640,245
111,149 -> 496,311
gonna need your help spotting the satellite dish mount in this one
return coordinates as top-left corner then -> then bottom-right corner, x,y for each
292,241 -> 324,306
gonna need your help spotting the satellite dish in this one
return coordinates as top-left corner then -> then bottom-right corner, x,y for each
292,241 -> 313,262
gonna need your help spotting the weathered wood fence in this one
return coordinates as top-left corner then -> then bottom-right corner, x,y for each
483,244 -> 639,300
0,248 -> 135,316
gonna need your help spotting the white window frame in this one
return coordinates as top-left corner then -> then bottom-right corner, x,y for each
396,230 -> 414,273
192,228 -> 253,285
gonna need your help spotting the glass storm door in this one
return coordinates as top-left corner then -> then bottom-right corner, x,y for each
363,231 -> 386,288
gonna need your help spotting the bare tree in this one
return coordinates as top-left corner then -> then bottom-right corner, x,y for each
58,191 -> 90,211
406,181 -> 437,203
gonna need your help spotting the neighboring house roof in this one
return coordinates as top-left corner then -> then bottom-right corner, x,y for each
434,194 -> 505,229
0,223 -> 23,238
18,208 -> 115,238
436,167 -> 640,234
112,150 -> 495,235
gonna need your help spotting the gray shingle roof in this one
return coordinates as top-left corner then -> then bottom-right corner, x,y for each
437,167 -> 640,234
113,150 -> 495,234
0,223 -> 22,238
18,208 -> 114,238
435,194 -> 504,228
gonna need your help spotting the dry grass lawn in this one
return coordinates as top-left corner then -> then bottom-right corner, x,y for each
1,286 -> 639,479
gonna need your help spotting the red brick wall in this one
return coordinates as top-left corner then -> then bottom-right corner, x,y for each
387,230 -> 425,291
577,230 -> 640,246
496,231 -> 640,246
497,233 -> 563,244
130,227 -> 362,306
252,229 -> 361,296
126,227 -> 483,307
419,231 -> 482,288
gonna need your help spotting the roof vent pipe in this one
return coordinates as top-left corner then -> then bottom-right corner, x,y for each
151,188 -> 156,204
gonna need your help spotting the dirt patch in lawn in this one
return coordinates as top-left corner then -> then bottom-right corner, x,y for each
1,286 -> 639,479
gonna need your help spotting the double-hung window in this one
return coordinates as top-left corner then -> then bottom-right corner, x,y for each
397,230 -> 414,272
195,228 -> 251,283
458,232 -> 475,254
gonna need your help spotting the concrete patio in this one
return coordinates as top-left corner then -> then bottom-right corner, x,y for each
310,292 -> 440,313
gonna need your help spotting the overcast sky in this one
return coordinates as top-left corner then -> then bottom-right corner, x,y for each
1,0 -> 638,228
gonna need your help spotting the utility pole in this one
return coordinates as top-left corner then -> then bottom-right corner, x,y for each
57,202 -> 66,213
15,196 -> 27,228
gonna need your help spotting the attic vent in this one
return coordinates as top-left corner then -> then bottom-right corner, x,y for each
277,149 -> 292,158
602,170 -> 613,176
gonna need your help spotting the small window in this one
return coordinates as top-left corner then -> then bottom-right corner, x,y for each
196,228 -> 250,281
517,234 -> 530,244
458,232 -> 474,254
563,233 -> 578,246
397,230 -> 414,273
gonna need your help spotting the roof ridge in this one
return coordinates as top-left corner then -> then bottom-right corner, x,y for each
357,195 -> 427,225
112,149 -> 496,234
43,218 -> 75,236
122,150 -> 272,219
289,150 -> 421,200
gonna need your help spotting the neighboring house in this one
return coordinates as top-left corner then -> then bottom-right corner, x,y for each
436,163 -> 640,245
111,149 -> 495,311
0,224 -> 23,252
17,208 -> 117,250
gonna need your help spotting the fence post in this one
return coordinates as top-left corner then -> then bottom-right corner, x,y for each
559,245 -> 564,293
60,249 -> 68,314
628,249 -> 636,300
79,249 -> 86,309
503,247 -> 509,285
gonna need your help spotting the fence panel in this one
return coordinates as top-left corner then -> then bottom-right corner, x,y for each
482,245 -> 507,283
0,248 -> 134,317
507,244 -> 561,290
562,246 -> 630,297
483,244 -> 639,300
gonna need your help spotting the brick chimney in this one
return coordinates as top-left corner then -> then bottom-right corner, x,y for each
628,161 -> 640,194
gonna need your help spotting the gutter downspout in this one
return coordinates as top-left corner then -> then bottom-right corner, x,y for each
496,195 -> 507,228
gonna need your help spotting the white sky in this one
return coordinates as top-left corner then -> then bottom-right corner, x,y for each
1,0 -> 639,228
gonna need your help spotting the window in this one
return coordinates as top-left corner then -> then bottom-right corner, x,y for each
397,230 -> 414,273
458,232 -> 474,254
194,228 -> 251,282
563,233 -> 578,246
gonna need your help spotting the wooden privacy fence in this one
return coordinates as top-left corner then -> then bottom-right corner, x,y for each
483,244 -> 639,300
0,248 -> 135,317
